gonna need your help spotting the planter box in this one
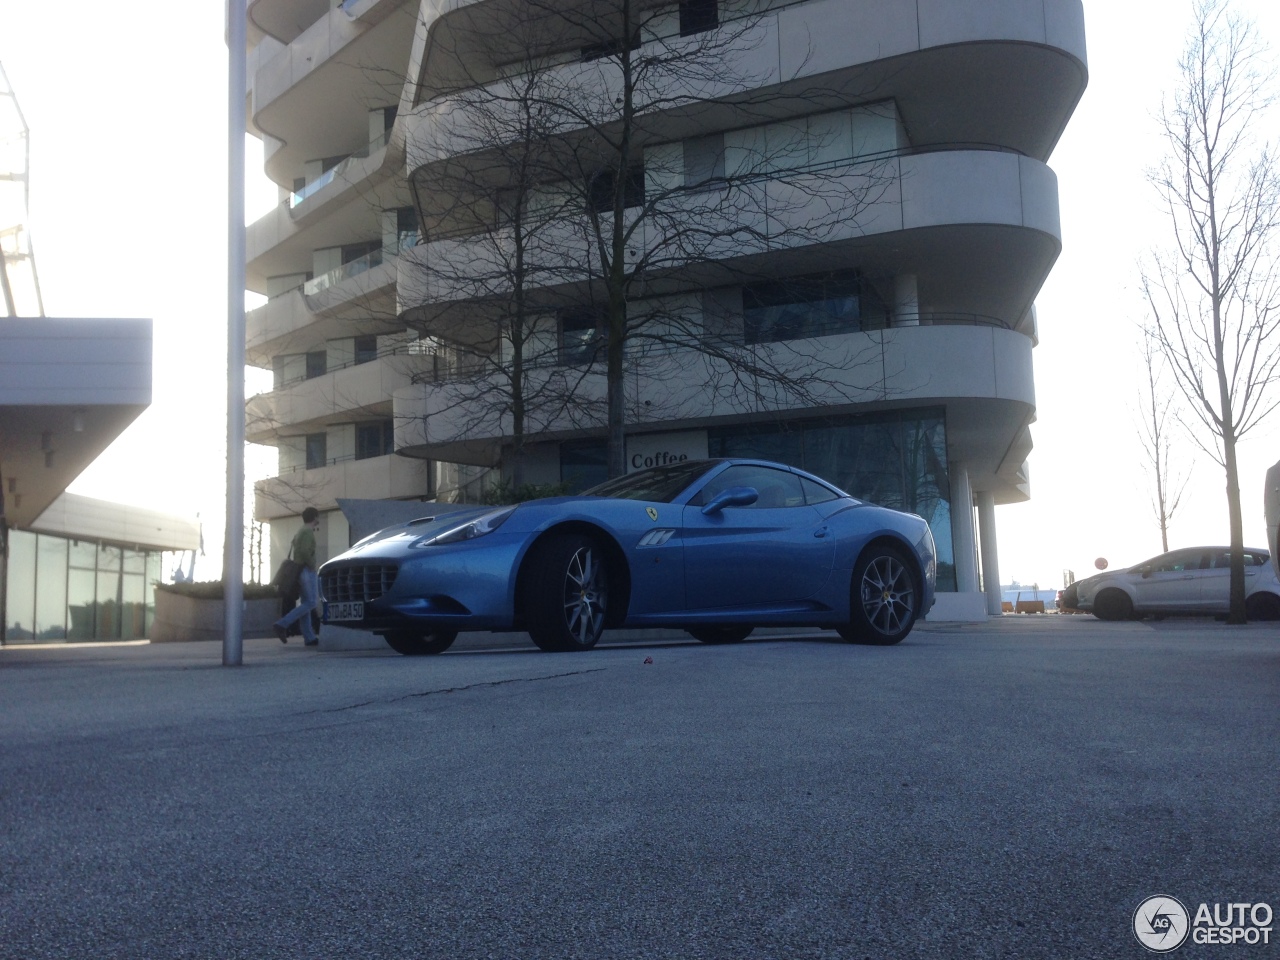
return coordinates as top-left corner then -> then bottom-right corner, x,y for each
151,591 -> 282,643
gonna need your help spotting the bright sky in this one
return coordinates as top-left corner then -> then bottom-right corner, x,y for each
0,0 -> 1277,587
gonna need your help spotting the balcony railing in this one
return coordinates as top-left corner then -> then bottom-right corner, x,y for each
287,128 -> 392,210
271,337 -> 432,390
304,248 -> 392,296
409,313 -> 1017,385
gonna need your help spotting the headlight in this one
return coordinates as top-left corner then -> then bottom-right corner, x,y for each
411,506 -> 516,547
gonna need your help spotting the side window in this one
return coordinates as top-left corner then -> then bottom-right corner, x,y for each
800,476 -> 840,505
1154,551 -> 1199,572
694,465 -> 804,509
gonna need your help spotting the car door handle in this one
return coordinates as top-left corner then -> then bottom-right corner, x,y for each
814,527 -> 829,539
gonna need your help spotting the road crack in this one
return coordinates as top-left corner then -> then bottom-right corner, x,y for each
312,668 -> 609,714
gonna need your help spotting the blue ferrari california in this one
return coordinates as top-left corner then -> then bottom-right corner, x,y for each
319,459 -> 936,654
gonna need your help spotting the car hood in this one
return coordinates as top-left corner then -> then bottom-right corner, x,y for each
348,505 -> 504,549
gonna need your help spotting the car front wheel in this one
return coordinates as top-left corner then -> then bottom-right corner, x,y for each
384,630 -> 458,656
839,545 -> 920,645
1092,589 -> 1134,622
522,533 -> 610,652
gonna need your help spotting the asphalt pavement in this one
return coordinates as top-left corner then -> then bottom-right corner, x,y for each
1,617 -> 1277,959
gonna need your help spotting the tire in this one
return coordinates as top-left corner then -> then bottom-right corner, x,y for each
1245,592 -> 1280,621
384,630 -> 458,656
840,545 -> 920,645
521,533 -> 610,652
687,625 -> 754,644
1092,590 -> 1134,622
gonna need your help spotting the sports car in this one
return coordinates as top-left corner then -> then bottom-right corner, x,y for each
319,458 -> 937,654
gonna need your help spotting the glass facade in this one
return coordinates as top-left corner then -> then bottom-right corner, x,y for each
558,409 -> 956,591
707,410 -> 956,591
3,529 -> 166,643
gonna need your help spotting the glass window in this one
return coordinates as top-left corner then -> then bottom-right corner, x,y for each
684,134 -> 725,189
306,433 -> 328,470
145,553 -> 161,636
5,529 -> 37,641
692,464 -> 805,509
801,476 -> 841,505
305,351 -> 327,380
561,440 -> 609,493
560,308 -> 604,365
35,535 -> 68,640
96,568 -> 120,640
744,272 -> 863,344
67,567 -> 96,641
679,0 -> 718,36
354,335 -> 378,365
585,459 -> 716,503
356,421 -> 393,460
587,165 -> 644,213
396,206 -> 418,251
97,543 -> 122,573
120,573 -> 146,641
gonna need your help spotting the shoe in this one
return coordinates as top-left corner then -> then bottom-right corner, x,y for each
275,625 -> 288,644
304,639 -> 319,647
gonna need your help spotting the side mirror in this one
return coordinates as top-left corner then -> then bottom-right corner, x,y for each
1140,565 -> 1153,579
701,486 -> 759,515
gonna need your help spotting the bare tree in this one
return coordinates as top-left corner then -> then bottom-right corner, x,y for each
1143,0 -> 1280,622
405,0 -> 899,482
1136,326 -> 1191,552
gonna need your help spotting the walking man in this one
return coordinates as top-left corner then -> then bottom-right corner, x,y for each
275,507 -> 321,647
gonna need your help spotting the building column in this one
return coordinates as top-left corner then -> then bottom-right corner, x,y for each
950,463 -> 978,593
976,490 -> 1001,615
894,273 -> 919,326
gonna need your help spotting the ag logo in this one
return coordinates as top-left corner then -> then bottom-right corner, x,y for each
646,507 -> 658,521
1133,896 -> 1190,952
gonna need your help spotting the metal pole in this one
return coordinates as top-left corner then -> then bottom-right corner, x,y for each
224,0 -> 247,666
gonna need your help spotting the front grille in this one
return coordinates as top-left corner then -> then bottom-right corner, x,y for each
322,563 -> 398,603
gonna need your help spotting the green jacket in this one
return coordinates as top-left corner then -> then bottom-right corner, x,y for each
291,525 -> 317,571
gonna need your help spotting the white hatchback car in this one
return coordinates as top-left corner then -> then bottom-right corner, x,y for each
1073,546 -> 1280,621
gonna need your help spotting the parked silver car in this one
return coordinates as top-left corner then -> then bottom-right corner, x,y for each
1073,547 -> 1280,621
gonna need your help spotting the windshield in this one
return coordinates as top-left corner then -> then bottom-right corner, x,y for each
582,459 -> 721,502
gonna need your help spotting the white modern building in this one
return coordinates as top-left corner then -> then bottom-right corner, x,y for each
0,319 -> 201,643
244,0 -> 1087,618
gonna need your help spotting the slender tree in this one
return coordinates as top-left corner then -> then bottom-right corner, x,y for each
1136,326 -> 1191,552
1143,0 -> 1280,622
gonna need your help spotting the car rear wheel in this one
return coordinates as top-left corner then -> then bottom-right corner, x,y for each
839,545 -> 920,645
384,630 -> 458,656
1092,590 -> 1134,622
687,626 -> 754,644
522,533 -> 610,652
1245,592 -> 1280,621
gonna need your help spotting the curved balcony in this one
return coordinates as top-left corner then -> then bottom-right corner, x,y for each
398,149 -> 1061,340
392,322 -> 1036,499
408,0 -> 1086,171
245,169 -> 406,293
245,277 -> 403,369
254,452 -> 430,521
246,350 -> 434,443
250,0 -> 417,184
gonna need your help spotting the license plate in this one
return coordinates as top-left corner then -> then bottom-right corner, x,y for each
325,601 -> 364,622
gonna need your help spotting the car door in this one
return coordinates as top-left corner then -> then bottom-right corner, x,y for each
681,464 -> 835,611
1129,549 -> 1209,611
1198,550 -> 1269,613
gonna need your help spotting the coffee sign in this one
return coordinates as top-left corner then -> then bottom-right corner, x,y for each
625,431 -> 708,473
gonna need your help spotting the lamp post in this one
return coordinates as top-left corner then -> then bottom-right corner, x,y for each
224,0 -> 247,666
